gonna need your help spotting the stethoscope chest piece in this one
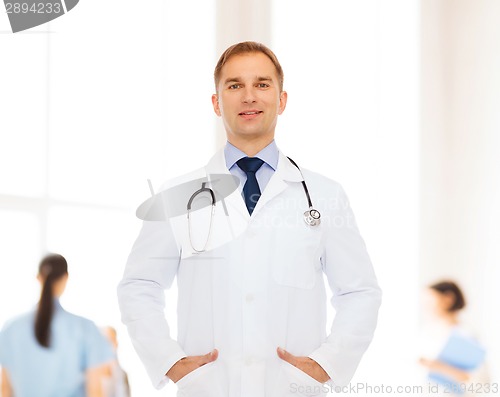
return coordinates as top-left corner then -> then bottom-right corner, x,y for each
287,157 -> 321,228
304,208 -> 321,227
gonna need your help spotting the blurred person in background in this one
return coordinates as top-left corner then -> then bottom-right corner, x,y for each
419,280 -> 491,396
0,253 -> 114,397
101,326 -> 131,397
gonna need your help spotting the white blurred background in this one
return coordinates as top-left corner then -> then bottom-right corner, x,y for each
0,0 -> 499,395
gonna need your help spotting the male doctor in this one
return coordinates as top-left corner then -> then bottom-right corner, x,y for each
118,41 -> 382,397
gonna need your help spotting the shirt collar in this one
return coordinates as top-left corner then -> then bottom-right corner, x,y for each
54,298 -> 63,311
224,140 -> 279,171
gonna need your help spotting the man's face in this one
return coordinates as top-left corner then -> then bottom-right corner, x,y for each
212,52 -> 287,144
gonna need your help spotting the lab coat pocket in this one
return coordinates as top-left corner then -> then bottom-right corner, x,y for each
176,361 -> 227,397
283,361 -> 326,397
271,225 -> 322,289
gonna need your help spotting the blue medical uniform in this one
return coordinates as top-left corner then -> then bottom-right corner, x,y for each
0,300 -> 114,397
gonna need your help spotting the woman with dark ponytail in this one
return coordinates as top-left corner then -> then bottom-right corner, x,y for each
35,254 -> 69,348
0,254 -> 114,397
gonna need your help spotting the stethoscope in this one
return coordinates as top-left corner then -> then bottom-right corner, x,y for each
187,157 -> 321,252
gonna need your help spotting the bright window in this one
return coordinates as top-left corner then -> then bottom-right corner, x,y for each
0,1 -> 215,395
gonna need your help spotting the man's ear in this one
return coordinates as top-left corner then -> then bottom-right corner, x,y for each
278,91 -> 288,115
212,94 -> 221,116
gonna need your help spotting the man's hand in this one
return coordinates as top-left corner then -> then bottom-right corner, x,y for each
277,347 -> 330,383
167,349 -> 219,383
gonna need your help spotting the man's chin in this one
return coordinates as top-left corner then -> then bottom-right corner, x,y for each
231,130 -> 274,141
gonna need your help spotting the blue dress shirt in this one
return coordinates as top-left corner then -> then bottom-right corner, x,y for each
224,140 -> 279,194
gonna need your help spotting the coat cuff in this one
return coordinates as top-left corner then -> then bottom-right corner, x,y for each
308,347 -> 344,389
153,350 -> 187,389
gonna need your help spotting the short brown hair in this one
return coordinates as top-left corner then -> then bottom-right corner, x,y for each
430,280 -> 466,312
214,41 -> 284,92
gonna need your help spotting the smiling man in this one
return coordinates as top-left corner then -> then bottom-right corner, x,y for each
118,41 -> 382,397
212,50 -> 287,155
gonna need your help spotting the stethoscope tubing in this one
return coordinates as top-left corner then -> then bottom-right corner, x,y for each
187,157 -> 321,252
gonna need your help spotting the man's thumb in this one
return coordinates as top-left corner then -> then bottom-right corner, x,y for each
202,349 -> 219,364
277,347 -> 295,365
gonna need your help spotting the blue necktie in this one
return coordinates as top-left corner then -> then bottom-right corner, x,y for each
237,157 -> 264,215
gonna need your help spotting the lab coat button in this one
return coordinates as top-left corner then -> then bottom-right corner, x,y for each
245,357 -> 253,366
245,294 -> 254,303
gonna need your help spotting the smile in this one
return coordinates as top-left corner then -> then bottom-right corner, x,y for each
238,111 -> 263,115
238,110 -> 263,120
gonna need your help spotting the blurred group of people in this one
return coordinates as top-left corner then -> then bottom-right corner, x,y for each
0,254 -> 130,397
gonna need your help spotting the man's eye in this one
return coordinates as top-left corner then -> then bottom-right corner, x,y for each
258,83 -> 270,88
229,84 -> 240,89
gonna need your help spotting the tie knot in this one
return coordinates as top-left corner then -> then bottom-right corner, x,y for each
237,157 -> 264,174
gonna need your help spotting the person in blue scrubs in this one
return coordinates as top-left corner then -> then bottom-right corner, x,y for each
0,254 -> 114,397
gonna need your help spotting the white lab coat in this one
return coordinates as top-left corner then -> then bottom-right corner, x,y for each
117,148 -> 382,397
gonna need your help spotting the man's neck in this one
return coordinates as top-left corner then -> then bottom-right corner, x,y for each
228,136 -> 274,157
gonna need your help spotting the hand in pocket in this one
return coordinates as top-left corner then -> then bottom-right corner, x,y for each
167,349 -> 219,383
277,347 -> 330,383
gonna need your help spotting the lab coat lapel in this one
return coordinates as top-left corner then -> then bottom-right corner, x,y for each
204,148 -> 250,221
251,151 -> 303,218
204,149 -> 304,221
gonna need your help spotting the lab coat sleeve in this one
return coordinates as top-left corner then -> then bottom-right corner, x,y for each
117,219 -> 185,389
308,185 -> 382,388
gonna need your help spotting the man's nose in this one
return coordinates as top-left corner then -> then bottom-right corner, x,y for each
242,87 -> 257,103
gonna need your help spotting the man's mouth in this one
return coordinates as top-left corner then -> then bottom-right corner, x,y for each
239,110 -> 263,119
